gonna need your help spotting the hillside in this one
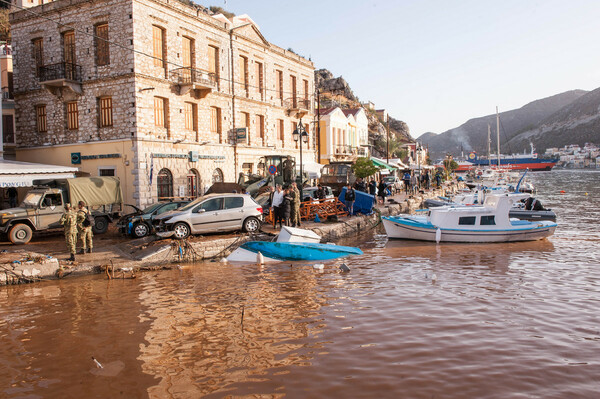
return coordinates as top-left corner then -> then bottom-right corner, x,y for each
420,90 -> 589,158
315,69 -> 413,158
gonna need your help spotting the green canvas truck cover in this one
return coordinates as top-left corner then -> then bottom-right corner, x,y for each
66,177 -> 123,207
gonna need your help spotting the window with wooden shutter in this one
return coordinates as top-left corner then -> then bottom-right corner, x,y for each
63,31 -> 76,65
184,102 -> 196,131
210,106 -> 221,133
208,45 -> 219,89
154,97 -> 166,128
290,75 -> 297,107
303,79 -> 309,101
276,70 -> 283,102
2,115 -> 14,144
66,101 -> 79,130
238,56 -> 248,94
256,62 -> 263,100
278,119 -> 284,141
32,38 -> 43,77
153,26 -> 165,68
98,97 -> 113,127
95,23 -> 110,66
36,105 -> 47,133
257,114 -> 264,142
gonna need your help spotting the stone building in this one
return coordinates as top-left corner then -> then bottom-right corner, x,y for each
10,0 -> 316,207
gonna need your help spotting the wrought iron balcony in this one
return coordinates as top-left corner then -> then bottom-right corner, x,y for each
37,62 -> 83,95
284,96 -> 310,117
39,62 -> 82,83
170,67 -> 217,95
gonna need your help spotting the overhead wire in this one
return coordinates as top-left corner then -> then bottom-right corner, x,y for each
1,0 -> 318,99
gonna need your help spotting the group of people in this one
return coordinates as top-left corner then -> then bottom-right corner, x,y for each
401,170 -> 436,194
269,182 -> 302,229
60,201 -> 93,261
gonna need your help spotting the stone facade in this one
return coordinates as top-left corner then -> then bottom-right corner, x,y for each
11,0 -> 316,207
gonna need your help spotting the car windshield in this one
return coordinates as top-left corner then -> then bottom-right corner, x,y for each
22,192 -> 43,207
178,197 -> 206,211
142,203 -> 164,214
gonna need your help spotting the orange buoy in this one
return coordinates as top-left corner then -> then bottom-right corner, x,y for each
560,190 -> 566,194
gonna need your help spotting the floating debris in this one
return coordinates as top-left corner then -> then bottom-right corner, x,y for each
91,356 -> 103,369
339,263 -> 350,273
313,263 -> 324,270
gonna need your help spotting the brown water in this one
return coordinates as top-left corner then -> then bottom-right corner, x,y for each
1,170 -> 599,398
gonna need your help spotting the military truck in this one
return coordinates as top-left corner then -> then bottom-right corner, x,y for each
0,177 -> 123,244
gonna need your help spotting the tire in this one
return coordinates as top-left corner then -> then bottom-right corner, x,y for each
132,222 -> 150,238
173,222 -> 190,239
92,216 -> 109,234
243,216 -> 261,233
8,223 -> 33,245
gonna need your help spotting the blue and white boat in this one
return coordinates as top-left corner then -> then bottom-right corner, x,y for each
227,226 -> 363,263
383,193 -> 556,243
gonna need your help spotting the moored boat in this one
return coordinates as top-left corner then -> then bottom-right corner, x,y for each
384,193 -> 556,243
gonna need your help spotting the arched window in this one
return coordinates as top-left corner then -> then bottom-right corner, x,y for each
187,169 -> 201,198
212,168 -> 223,184
157,168 -> 173,200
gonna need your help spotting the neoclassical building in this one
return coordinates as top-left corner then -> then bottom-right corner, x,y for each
10,0 -> 316,207
317,107 -> 369,164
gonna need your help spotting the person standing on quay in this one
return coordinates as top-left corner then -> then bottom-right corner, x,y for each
271,184 -> 284,229
369,179 -> 377,196
290,182 -> 301,227
77,201 -> 93,254
282,188 -> 292,227
344,184 -> 356,216
378,180 -> 387,204
60,203 -> 78,261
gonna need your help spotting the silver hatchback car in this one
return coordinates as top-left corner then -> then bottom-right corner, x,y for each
154,193 -> 263,239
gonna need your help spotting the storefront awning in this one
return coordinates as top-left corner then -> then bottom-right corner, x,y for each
370,157 -> 397,171
0,160 -> 79,187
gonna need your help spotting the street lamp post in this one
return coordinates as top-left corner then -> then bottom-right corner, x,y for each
416,143 -> 422,190
293,120 -> 308,201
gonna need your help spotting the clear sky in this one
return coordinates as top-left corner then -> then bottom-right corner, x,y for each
201,0 -> 600,138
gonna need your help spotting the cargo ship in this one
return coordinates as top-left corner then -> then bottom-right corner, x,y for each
463,148 -> 558,171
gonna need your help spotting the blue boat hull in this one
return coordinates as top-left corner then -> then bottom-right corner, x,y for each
240,241 -> 363,261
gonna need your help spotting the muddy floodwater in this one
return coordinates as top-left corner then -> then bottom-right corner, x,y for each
1,170 -> 599,398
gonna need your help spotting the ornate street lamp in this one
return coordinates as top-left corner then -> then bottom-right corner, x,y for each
293,120 -> 309,201
416,142 -> 423,189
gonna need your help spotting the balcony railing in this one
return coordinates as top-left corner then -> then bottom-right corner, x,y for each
170,67 -> 217,90
38,62 -> 82,82
283,96 -> 310,111
335,144 -> 356,155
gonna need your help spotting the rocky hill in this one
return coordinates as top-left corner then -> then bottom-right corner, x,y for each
420,89 -> 592,159
315,68 -> 413,157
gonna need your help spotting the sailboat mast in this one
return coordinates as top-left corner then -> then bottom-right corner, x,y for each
487,124 -> 491,159
496,106 -> 501,167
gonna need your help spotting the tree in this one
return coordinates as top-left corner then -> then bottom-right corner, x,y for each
442,158 -> 459,180
351,157 -> 380,178
0,9 -> 10,42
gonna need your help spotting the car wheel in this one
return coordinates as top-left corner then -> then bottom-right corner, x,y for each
8,223 -> 33,245
132,222 -> 150,238
92,216 -> 109,234
243,216 -> 260,233
173,222 -> 190,239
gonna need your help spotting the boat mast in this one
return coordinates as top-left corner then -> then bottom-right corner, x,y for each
496,106 -> 501,167
487,124 -> 491,160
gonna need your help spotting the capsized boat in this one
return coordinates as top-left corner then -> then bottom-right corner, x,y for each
227,226 -> 363,263
383,193 -> 556,243
228,241 -> 363,263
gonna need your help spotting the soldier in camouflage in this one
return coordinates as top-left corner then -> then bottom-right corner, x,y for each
290,182 -> 302,227
60,203 -> 78,261
76,201 -> 93,254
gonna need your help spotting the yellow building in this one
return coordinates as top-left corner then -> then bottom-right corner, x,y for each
317,107 -> 369,164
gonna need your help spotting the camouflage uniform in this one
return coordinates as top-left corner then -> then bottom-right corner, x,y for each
60,208 -> 78,255
77,208 -> 93,252
291,186 -> 301,227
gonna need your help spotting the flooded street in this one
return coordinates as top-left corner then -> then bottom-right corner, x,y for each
1,170 -> 599,398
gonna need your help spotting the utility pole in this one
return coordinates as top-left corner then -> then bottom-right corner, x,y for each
496,106 -> 501,167
386,117 -> 390,164
316,88 -> 321,163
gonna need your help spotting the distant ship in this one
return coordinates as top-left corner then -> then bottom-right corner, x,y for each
463,146 -> 559,172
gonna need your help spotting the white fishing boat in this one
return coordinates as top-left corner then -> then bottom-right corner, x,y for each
383,193 -> 556,243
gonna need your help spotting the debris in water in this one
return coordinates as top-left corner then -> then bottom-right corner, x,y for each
339,263 -> 350,272
92,356 -> 103,369
313,263 -> 324,270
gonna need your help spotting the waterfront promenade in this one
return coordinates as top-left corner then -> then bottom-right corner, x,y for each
0,183 -> 457,285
